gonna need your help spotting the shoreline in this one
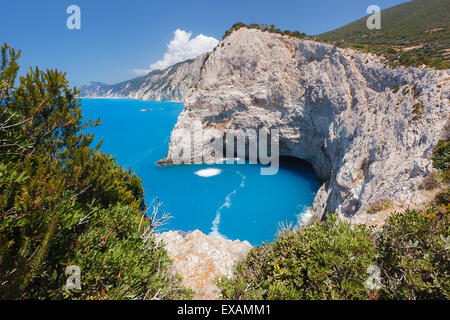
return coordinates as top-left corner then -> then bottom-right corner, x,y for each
78,96 -> 183,103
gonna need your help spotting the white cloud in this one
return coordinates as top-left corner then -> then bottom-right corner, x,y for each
132,29 -> 219,75
131,68 -> 153,76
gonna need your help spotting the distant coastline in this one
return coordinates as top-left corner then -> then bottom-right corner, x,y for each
79,96 -> 183,103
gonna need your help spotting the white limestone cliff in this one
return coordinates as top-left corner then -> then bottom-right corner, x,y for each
162,27 -> 450,223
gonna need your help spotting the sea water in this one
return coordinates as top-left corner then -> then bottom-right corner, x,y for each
81,98 -> 319,245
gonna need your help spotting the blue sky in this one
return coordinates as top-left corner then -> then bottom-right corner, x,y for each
1,0 -> 408,87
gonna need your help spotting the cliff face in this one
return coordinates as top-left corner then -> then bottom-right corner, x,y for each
163,28 -> 449,222
80,54 -> 206,102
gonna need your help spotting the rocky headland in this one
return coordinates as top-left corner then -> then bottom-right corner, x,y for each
85,26 -> 449,299
162,27 -> 449,225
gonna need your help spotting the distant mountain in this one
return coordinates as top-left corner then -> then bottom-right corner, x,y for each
318,0 -> 449,69
80,54 -> 207,102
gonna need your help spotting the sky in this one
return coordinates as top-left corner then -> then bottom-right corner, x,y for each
1,0 -> 409,87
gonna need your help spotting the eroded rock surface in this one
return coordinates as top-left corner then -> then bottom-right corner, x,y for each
156,230 -> 252,299
162,27 -> 450,223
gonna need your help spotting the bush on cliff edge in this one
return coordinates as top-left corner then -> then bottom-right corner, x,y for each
219,214 -> 377,300
219,206 -> 450,300
0,44 -> 192,300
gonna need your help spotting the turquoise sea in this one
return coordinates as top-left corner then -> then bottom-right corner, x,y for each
81,98 -> 319,245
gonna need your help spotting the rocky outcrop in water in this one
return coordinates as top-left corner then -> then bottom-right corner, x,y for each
80,55 -> 206,102
162,27 -> 449,224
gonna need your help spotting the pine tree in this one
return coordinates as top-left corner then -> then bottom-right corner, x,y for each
0,44 -> 187,300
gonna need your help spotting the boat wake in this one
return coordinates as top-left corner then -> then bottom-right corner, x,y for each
210,171 -> 246,238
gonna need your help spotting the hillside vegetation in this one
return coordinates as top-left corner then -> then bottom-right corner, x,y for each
0,44 -> 192,300
318,0 -> 450,69
219,206 -> 449,300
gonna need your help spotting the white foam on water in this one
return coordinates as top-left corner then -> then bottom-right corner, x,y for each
296,206 -> 313,229
194,168 -> 222,177
209,171 -> 246,238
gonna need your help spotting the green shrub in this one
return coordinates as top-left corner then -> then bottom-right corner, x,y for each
218,214 -> 377,300
376,206 -> 450,299
432,140 -> 450,171
431,140 -> 449,205
0,44 -> 191,300
220,206 -> 450,300
436,189 -> 450,206
367,199 -> 392,214
23,204 -> 193,300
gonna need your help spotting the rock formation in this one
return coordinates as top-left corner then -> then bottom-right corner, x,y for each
80,54 -> 206,102
155,230 -> 252,300
162,27 -> 449,223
